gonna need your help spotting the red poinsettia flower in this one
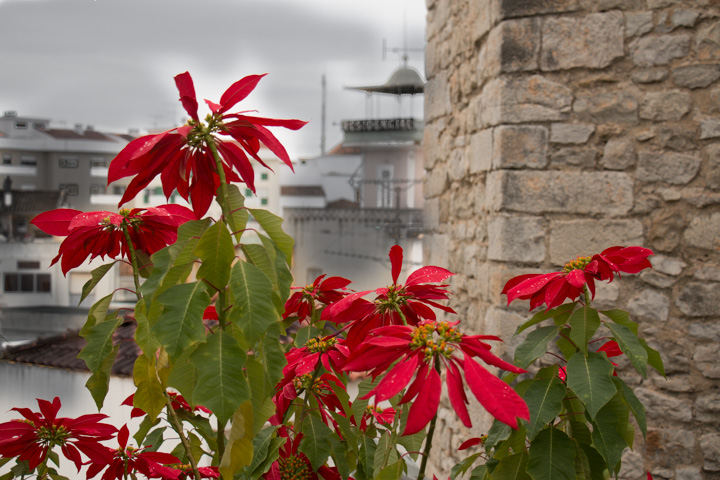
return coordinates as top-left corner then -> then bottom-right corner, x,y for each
0,397 -> 116,472
343,321 -> 529,435
122,392 -> 211,418
107,72 -> 306,218
502,246 -> 653,311
173,465 -> 220,479
31,205 -> 196,275
263,427 -> 344,480
283,274 -> 351,321
358,405 -> 396,432
325,245 -> 455,348
271,371 -> 347,429
87,425 -> 182,480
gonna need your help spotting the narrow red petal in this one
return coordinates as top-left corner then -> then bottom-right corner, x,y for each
389,245 -> 403,284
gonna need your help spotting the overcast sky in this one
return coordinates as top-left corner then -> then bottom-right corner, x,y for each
0,0 -> 426,159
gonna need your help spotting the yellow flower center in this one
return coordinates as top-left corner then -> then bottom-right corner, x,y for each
563,256 -> 593,273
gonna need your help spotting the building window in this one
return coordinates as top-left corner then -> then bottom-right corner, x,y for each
245,188 -> 253,197
260,198 -> 268,206
17,260 -> 40,269
59,156 -> 79,168
33,122 -> 46,129
4,273 -> 51,293
90,157 -> 106,168
20,154 -> 37,166
90,184 -> 106,195
112,185 -> 125,195
2,153 -> 11,165
59,184 -> 79,196
260,172 -> 269,181
14,121 -> 27,129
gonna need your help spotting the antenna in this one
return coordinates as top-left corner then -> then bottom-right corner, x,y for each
320,74 -> 327,156
381,11 -> 424,65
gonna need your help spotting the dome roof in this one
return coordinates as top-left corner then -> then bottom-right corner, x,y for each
347,65 -> 425,95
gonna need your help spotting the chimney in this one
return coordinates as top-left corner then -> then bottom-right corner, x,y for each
86,125 -> 94,132
74,123 -> 83,134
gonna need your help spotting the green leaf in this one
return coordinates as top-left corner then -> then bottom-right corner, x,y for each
358,434 -> 377,480
562,396 -> 592,445
373,432 -> 397,478
84,345 -> 117,410
194,220 -> 235,291
132,353 -> 166,420
81,293 -> 115,335
262,234 -> 293,313
329,435 -> 354,480
605,322 -> 648,377
590,395 -> 629,473
612,377 -> 646,438
566,352 -> 617,419
298,414 -> 333,470
490,452 -> 531,480
471,465 -> 490,480
515,303 -> 576,336
639,338 -> 666,377
485,419 -> 512,452
228,260 -> 280,344
167,344 -> 199,407
152,282 -> 211,361
224,184 -> 250,239
579,444 -> 607,480
220,401 -> 254,479
80,262 -> 115,304
191,329 -> 250,423
376,461 -> 404,480
78,315 -> 121,372
451,453 -> 482,480
527,427 -> 576,480
133,416 -> 161,447
569,306 -> 601,355
397,429 -> 426,462
169,218 -> 213,266
243,426 -> 279,478
249,208 -> 294,264
600,309 -> 638,335
555,328 -> 577,361
242,243 -> 277,288
523,377 -> 567,440
143,427 -> 166,452
494,426 -> 527,461
514,326 -> 560,369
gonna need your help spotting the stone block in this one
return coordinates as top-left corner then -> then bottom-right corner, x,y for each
541,12 -> 624,71
675,467 -> 702,480
468,128 -> 493,174
492,125 -> 548,169
637,151 -> 701,185
574,91 -> 638,123
700,433 -> 720,471
655,9 -> 700,34
684,212 -> 720,251
703,143 -> 720,190
697,22 -> 720,61
470,0 -> 493,42
636,388 -> 692,422
639,90 -> 691,121
656,125 -> 697,151
696,392 -> 720,423
484,306 -> 528,355
486,170 -> 634,216
640,271 -> 676,289
425,71 -> 451,121
700,118 -> 720,140
694,263 -> 720,282
499,0 -> 578,19
689,322 -> 720,341
493,18 -> 540,73
619,451 -> 644,480
632,68 -> 669,84
425,168 -> 448,198
550,147 -> 597,168
676,281 -> 720,316
550,123 -> 595,144
449,147 -> 469,181
693,343 -> 720,378
630,34 -> 690,67
487,215 -> 546,262
650,255 -> 686,276
479,76 -> 573,126
625,11 -> 653,37
548,219 -> 644,265
627,288 -> 670,322
672,64 -> 720,89
580,0 -> 644,10
601,138 -> 636,170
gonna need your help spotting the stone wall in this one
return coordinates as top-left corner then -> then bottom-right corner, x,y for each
424,1 -> 720,478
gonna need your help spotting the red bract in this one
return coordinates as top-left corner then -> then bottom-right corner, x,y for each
0,397 -> 116,472
174,465 -> 220,479
108,71 -> 306,218
326,245 -> 455,348
502,246 -> 653,310
122,392 -> 211,418
271,371 -> 346,429
31,205 -> 196,275
87,425 -> 181,480
358,405 -> 396,432
343,321 -> 529,435
283,274 -> 351,321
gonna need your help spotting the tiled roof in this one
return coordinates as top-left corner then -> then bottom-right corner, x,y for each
1,321 -> 139,377
280,185 -> 325,197
41,129 -> 115,142
7,190 -> 64,213
326,143 -> 361,155
327,198 -> 359,209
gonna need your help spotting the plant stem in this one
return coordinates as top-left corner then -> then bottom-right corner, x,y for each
417,361 -> 442,480
216,418 -> 227,461
121,225 -> 143,299
164,393 -> 202,480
